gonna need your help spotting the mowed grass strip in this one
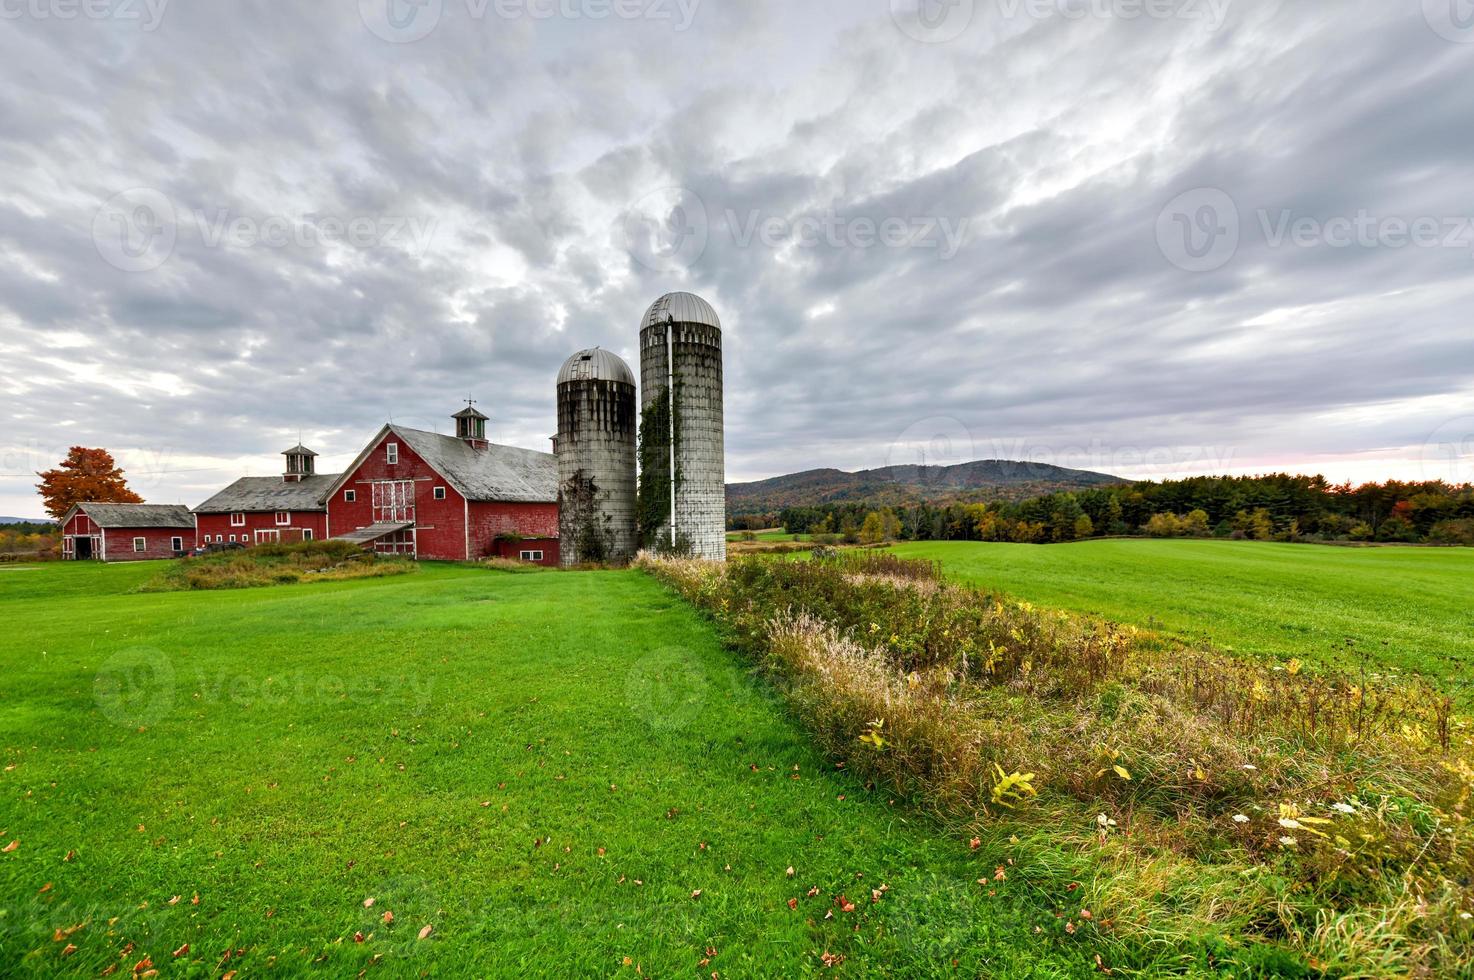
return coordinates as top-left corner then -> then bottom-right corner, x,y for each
0,562 -> 1102,977
895,539 -> 1474,700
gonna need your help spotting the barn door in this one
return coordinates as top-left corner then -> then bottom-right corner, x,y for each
372,480 -> 416,524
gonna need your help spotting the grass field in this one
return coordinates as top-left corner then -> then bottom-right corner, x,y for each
0,561 -> 1106,977
894,539 -> 1474,700
727,530 -> 807,542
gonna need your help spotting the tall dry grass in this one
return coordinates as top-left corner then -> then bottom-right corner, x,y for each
636,551 -> 1474,975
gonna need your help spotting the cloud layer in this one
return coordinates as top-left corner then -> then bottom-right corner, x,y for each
2,0 -> 1473,516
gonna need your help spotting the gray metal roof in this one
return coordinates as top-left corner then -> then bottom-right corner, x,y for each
73,502 -> 195,528
332,521 -> 413,545
388,425 -> 557,503
642,292 -> 722,332
557,348 -> 636,386
282,444 -> 318,457
193,474 -> 341,513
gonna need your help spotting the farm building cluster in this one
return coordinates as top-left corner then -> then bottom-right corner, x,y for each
58,292 -> 727,567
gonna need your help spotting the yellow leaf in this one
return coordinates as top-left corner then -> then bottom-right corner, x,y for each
1112,765 -> 1132,782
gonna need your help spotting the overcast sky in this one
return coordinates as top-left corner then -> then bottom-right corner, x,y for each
3,0 -> 1473,517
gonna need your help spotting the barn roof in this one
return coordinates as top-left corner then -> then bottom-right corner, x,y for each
69,502 -> 195,528
390,425 -> 557,503
193,474 -> 341,513
322,424 -> 556,504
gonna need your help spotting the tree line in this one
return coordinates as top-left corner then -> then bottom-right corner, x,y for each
765,474 -> 1474,546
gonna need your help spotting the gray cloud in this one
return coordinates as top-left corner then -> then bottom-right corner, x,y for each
1,0 -> 1472,516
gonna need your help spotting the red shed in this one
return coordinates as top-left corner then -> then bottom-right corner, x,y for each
193,445 -> 338,547
60,502 -> 195,562
323,406 -> 560,563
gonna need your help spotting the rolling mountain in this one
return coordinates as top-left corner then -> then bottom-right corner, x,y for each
726,459 -> 1126,515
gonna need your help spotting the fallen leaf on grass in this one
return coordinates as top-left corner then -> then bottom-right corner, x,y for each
363,897 -> 375,908
417,924 -> 433,940
172,944 -> 189,958
38,882 -> 51,894
167,896 -> 180,906
690,890 -> 702,900
785,866 -> 795,878
353,932 -> 365,943
60,943 -> 77,957
787,898 -> 798,910
382,911 -> 394,925
2,840 -> 17,853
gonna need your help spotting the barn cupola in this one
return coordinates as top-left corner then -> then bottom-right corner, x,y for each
281,444 -> 318,483
453,401 -> 490,450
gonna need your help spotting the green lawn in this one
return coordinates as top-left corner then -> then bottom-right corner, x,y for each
0,561 -> 1105,977
727,530 -> 807,542
894,539 -> 1474,700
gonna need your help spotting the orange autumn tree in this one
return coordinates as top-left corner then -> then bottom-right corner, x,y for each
36,447 -> 144,520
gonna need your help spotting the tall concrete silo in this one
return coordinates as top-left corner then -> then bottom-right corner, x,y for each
556,348 -> 639,566
638,291 -> 726,560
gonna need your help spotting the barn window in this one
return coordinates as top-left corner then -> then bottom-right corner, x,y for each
275,511 -> 290,525
133,537 -> 146,552
230,534 -> 237,542
386,442 -> 399,464
433,486 -> 446,500
302,529 -> 314,540
519,550 -> 543,562
344,490 -> 356,503
171,537 -> 183,552
230,512 -> 245,526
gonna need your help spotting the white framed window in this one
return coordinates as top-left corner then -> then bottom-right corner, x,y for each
519,550 -> 543,562
344,489 -> 356,502
133,537 -> 146,552
275,511 -> 290,526
171,537 -> 183,552
302,529 -> 314,540
230,512 -> 245,527
216,535 -> 223,543
229,534 -> 237,542
433,486 -> 446,500
256,529 -> 280,544
386,442 -> 399,464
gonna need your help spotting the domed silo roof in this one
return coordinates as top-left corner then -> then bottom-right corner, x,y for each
557,348 -> 636,386
641,292 -> 722,332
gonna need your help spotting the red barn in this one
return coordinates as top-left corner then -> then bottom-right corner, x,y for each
60,502 -> 195,562
324,406 -> 560,563
193,445 -> 338,547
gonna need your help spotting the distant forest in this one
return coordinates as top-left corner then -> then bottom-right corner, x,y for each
757,474 -> 1474,546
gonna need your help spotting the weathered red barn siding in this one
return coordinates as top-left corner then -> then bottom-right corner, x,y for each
195,511 -> 328,547
103,527 -> 191,561
327,432 -> 471,560
469,501 -> 559,565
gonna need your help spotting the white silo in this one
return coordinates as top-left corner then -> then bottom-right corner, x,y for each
556,348 -> 639,565
638,292 -> 725,560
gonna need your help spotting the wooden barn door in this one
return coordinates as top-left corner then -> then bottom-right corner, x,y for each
372,480 -> 416,524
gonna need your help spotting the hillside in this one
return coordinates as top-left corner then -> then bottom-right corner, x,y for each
726,459 -> 1125,515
